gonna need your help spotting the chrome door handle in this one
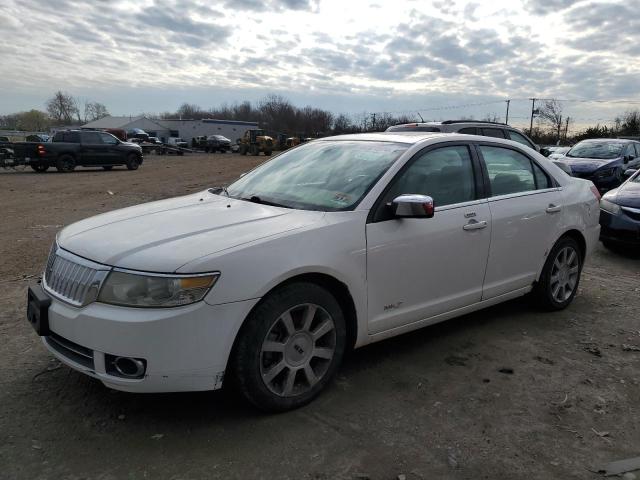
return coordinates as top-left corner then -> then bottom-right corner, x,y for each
463,220 -> 488,231
546,204 -> 562,213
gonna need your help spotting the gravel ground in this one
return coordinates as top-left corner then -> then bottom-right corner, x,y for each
1,153 -> 639,480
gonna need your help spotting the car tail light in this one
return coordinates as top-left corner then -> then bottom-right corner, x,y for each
37,144 -> 46,157
590,184 -> 601,201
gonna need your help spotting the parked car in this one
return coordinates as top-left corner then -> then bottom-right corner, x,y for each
148,136 -> 162,145
167,137 -> 188,148
25,130 -> 143,172
386,120 -> 539,151
599,167 -> 640,248
27,132 -> 600,411
205,135 -> 232,153
559,139 -> 640,192
548,147 -> 571,159
127,128 -> 149,142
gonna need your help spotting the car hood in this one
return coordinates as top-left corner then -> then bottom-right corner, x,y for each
561,156 -> 621,172
58,190 -> 323,272
607,180 -> 640,208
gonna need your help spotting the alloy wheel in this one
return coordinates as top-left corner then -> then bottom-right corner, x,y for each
550,246 -> 580,303
260,303 -> 336,397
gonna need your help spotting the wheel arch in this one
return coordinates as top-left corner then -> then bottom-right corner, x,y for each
537,228 -> 587,281
228,272 -> 359,368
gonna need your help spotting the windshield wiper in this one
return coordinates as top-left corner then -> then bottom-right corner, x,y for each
208,186 -> 230,197
244,195 -> 291,209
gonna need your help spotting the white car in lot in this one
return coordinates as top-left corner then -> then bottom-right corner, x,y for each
27,133 -> 601,411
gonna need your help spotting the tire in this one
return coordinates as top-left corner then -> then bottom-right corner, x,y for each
56,154 -> 75,173
126,154 -> 140,170
533,236 -> 583,310
103,166 -> 113,171
31,164 -> 48,173
251,145 -> 259,156
240,145 -> 247,156
231,282 -> 347,412
264,150 -> 272,156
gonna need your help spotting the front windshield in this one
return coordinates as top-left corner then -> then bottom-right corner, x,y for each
567,141 -> 625,159
226,140 -> 408,211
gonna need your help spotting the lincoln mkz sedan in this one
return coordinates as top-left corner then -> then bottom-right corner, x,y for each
27,133 -> 601,411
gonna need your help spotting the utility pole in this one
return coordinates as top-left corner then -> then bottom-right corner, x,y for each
557,114 -> 562,144
529,98 -> 536,135
371,113 -> 376,131
564,116 -> 570,142
505,99 -> 510,124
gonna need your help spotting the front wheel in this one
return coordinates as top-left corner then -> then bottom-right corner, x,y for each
126,153 -> 140,170
231,282 -> 346,412
533,236 -> 582,310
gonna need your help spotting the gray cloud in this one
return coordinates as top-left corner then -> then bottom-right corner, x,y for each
524,0 -> 578,15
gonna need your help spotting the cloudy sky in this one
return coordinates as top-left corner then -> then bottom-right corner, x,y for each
1,0 -> 639,130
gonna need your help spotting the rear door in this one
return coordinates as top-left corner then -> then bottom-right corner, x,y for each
477,143 -> 563,299
366,143 -> 491,334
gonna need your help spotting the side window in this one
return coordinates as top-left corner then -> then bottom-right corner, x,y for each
532,162 -> 552,189
635,144 -> 640,157
480,146 -> 537,196
626,143 -> 637,158
82,132 -> 102,144
507,130 -> 534,148
458,127 -> 478,135
481,128 -> 506,138
381,145 -> 476,213
99,133 -> 118,145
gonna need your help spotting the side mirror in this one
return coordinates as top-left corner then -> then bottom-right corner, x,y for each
624,168 -> 638,178
391,194 -> 434,218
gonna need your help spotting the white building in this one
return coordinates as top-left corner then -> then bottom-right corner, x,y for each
82,116 -> 259,145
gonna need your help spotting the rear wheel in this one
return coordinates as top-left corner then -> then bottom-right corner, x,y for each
31,164 -> 49,173
533,236 -> 582,310
126,154 -> 140,170
56,155 -> 75,173
231,282 -> 346,412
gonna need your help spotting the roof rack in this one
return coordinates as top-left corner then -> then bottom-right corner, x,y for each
441,120 -> 508,126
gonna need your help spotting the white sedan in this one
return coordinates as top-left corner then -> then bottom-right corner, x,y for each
27,132 -> 601,412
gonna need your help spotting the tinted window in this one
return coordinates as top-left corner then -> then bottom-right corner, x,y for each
53,132 -> 80,143
482,128 -> 506,138
384,145 -> 476,208
82,132 -> 102,144
99,133 -> 118,144
480,146 -> 536,196
507,130 -> 533,148
458,127 -> 478,135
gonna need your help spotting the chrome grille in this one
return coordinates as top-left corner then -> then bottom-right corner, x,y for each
43,245 -> 110,307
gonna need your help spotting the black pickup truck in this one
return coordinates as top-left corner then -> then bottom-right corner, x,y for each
7,130 -> 143,173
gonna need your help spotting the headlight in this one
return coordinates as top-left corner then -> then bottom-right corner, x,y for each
595,168 -> 615,178
600,198 -> 621,215
97,271 -> 219,307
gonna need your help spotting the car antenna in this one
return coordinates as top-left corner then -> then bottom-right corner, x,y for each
416,111 -> 424,122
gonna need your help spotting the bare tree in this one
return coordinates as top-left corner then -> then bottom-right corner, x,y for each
46,91 -> 80,125
84,102 -> 109,122
537,99 -> 564,141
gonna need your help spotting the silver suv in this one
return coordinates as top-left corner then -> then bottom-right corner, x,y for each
386,120 -> 538,151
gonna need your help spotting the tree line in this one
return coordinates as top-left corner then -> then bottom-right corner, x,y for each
2,92 -> 639,145
0,91 -> 109,132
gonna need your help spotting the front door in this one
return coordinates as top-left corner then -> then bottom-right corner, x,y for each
366,144 -> 491,334
98,132 -> 121,164
477,144 -> 564,299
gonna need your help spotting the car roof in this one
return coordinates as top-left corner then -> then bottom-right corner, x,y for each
318,132 -> 453,144
579,138 -> 637,144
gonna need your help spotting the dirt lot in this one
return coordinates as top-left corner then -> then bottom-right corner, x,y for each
1,153 -> 640,480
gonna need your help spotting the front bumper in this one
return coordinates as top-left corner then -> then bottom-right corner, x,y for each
600,208 -> 640,246
39,291 -> 259,392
